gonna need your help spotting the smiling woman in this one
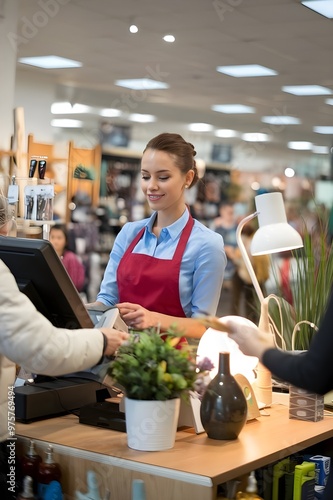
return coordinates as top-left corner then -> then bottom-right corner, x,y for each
89,132 -> 227,340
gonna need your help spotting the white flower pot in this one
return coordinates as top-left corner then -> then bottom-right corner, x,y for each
125,397 -> 180,451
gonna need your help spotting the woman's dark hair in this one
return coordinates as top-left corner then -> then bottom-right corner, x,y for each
49,224 -> 69,249
143,133 -> 199,187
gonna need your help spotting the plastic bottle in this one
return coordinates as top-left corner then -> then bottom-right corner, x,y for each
37,445 -> 61,500
17,475 -> 35,500
236,471 -> 264,499
21,440 -> 42,492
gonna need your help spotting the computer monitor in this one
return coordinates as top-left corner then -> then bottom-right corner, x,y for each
0,235 -> 93,329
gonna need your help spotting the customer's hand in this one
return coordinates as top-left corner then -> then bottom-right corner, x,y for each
223,317 -> 275,361
117,302 -> 155,329
100,328 -> 130,357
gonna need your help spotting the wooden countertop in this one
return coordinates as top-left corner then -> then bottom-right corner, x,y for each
15,404 -> 333,485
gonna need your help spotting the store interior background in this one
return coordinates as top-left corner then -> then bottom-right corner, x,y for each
1,0 -> 332,308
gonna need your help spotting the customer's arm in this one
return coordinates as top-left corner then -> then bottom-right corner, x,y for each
0,260 -> 128,376
225,290 -> 333,394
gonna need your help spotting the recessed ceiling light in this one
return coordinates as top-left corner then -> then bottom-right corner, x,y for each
312,145 -> 329,154
188,123 -> 213,132
212,104 -> 255,114
282,85 -> 332,95
301,1 -> 333,18
129,24 -> 138,33
261,116 -> 301,125
115,78 -> 169,90
51,119 -> 83,128
285,167 -> 295,178
128,113 -> 156,123
18,55 -> 82,69
51,102 -> 91,114
215,129 -> 238,138
313,126 -> 333,134
163,35 -> 175,43
216,64 -> 277,77
100,108 -> 122,117
287,141 -> 313,150
241,133 -> 270,142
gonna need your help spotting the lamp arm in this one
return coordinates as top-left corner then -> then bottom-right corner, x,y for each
236,212 -> 265,304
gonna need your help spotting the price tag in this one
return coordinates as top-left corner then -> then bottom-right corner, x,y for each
7,185 -> 19,203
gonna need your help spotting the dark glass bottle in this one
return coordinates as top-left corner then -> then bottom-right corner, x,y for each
21,440 -> 42,493
37,445 -> 61,500
200,351 -> 248,440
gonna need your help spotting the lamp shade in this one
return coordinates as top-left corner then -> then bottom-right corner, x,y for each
251,192 -> 303,256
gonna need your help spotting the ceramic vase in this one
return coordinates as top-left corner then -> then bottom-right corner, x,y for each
200,351 -> 247,440
125,397 -> 180,451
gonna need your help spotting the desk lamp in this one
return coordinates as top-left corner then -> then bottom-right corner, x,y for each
236,191 -> 303,405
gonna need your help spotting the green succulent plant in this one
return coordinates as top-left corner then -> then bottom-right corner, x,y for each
107,327 -> 197,401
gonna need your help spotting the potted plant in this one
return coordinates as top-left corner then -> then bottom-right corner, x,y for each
107,327 -> 197,451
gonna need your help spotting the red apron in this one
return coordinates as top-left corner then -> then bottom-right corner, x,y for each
117,215 -> 194,347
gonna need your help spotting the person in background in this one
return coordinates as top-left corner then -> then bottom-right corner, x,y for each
49,224 -> 86,292
224,291 -> 333,500
92,132 -> 227,339
212,201 -> 238,285
0,257 -> 129,499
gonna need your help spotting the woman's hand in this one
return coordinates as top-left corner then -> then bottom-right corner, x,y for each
116,302 -> 156,329
100,328 -> 130,357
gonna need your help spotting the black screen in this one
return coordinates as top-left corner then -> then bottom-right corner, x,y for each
0,236 -> 93,329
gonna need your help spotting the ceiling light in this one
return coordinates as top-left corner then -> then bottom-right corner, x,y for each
261,116 -> 301,125
287,141 -> 313,150
312,145 -> 329,154
216,64 -> 277,77
115,78 -> 169,90
51,119 -> 83,128
284,167 -> 295,178
313,126 -> 333,134
212,104 -> 255,114
129,24 -> 138,33
215,129 -> 238,138
18,55 -> 82,69
188,123 -> 213,132
326,98 -> 333,105
100,108 -> 122,117
282,85 -> 332,95
241,133 -> 270,142
301,1 -> 333,18
51,102 -> 91,114
128,113 -> 156,123
163,35 -> 175,43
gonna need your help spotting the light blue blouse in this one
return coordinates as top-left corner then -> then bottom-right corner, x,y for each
97,209 -> 227,317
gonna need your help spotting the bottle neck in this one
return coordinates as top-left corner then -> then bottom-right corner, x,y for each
218,352 -> 231,376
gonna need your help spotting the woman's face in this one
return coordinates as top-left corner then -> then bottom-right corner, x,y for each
49,229 -> 66,255
141,149 -> 193,214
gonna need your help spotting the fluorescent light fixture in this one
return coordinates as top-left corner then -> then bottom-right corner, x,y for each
326,98 -> 333,105
216,64 -> 277,77
282,85 -> 333,96
261,116 -> 301,125
128,113 -> 156,123
312,145 -> 329,154
287,141 -> 313,150
241,133 -> 270,142
313,126 -> 333,134
301,1 -> 333,18
51,119 -> 83,128
100,108 -> 122,117
115,78 -> 169,90
51,102 -> 91,114
284,167 -> 295,178
215,129 -> 238,138
18,55 -> 82,69
188,123 -> 213,132
212,104 -> 255,114
163,34 -> 175,43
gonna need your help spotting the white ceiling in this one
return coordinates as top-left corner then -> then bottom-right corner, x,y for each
16,0 -> 333,168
